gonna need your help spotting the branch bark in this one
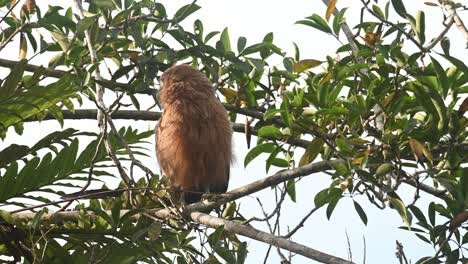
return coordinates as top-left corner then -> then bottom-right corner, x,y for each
443,0 -> 468,47
25,109 -> 310,148
0,58 -> 132,92
190,211 -> 352,264
11,208 -> 352,263
11,159 -> 351,263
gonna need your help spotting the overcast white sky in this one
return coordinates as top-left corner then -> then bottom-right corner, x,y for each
1,0 -> 467,263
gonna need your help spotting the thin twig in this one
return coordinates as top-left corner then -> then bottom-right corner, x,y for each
0,0 -> 21,25
360,0 -> 425,51
345,230 -> 352,262
283,206 -> 320,239
57,132 -> 106,212
395,240 -> 409,264
424,14 -> 455,51
0,24 -> 27,52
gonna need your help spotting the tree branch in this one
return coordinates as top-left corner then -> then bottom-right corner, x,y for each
25,108 -> 467,162
359,0 -> 426,51
423,14 -> 455,51
443,0 -> 468,47
10,159 -> 349,263
25,108 -> 310,148
10,207 -> 352,263
0,58 -> 132,92
190,211 -> 352,263
321,0 -> 360,56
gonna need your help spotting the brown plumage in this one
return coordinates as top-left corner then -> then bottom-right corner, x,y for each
155,64 -> 233,203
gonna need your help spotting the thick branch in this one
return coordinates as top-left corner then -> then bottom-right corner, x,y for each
26,109 -> 310,148
424,15 -> 455,51
13,160 -> 341,222
11,207 -> 352,263
402,178 -> 446,198
321,0 -> 360,56
0,58 -> 131,92
190,212 -> 352,263
443,0 -> 468,47
11,160 -> 349,262
27,108 -> 468,162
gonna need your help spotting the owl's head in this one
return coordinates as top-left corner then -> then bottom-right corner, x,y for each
159,64 -> 215,106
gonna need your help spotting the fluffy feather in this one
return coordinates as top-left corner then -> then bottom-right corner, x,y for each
155,64 -> 232,203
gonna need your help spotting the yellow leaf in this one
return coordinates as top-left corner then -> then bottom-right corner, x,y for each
19,33 -> 27,60
408,137 -> 424,162
319,71 -> 333,85
293,59 -> 322,73
299,137 -> 324,166
326,0 -> 337,22
408,137 -> 432,165
353,157 -> 364,165
424,2 -> 438,7
339,176 -> 352,191
219,87 -> 238,102
51,32 -> 70,51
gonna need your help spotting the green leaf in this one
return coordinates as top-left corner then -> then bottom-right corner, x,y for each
293,42 -> 300,61
76,15 -> 97,33
428,202 -> 436,226
0,75 -> 77,134
336,138 -> 353,154
0,128 -> 152,203
440,53 -> 468,74
415,11 -> 425,44
293,59 -> 322,73
204,31 -> 220,43
389,197 -> 410,227
391,0 -> 407,18
30,208 -> 47,230
244,143 -> 276,167
430,57 -> 449,96
440,37 -> 450,55
353,201 -> 368,225
315,188 -> 342,208
263,108 -> 284,120
326,196 -> 340,219
286,180 -> 296,202
50,31 -> 70,51
236,242 -> 248,264
409,205 -> 429,229
415,233 -> 431,244
332,8 -> 347,35
0,59 -> 27,101
215,245 -> 236,263
280,100 -> 293,128
372,5 -> 385,19
315,107 -> 349,116
258,125 -> 282,139
237,36 -> 247,53
283,57 -> 294,72
0,210 -> 13,223
174,3 -> 201,22
296,14 -> 332,34
375,163 -> 394,177
220,27 -> 231,52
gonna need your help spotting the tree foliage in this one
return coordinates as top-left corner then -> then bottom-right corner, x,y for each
0,0 -> 466,263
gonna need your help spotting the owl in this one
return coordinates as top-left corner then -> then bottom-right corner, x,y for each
155,64 -> 233,203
